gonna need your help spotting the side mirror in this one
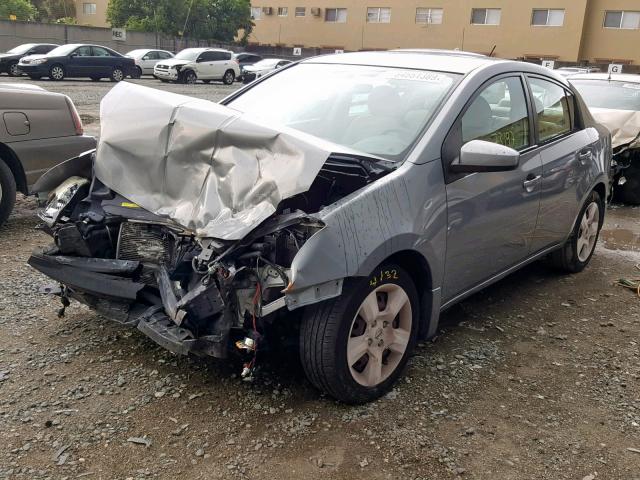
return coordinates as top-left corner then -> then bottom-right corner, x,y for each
196,57 -> 205,63
69,53 -> 77,58
450,140 -> 520,173
142,56 -> 149,60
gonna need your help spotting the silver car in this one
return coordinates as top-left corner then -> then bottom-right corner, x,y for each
29,51 -> 610,403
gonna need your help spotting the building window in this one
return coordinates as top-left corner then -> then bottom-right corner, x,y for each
277,7 -> 288,16
416,7 -> 443,24
604,10 -> 640,29
82,2 -> 96,15
532,9 -> 565,26
325,8 -> 348,23
295,7 -> 306,17
367,7 -> 391,23
251,6 -> 261,20
471,8 -> 501,25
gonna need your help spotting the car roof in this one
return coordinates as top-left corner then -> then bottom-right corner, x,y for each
302,50 -> 506,75
569,72 -> 640,83
182,47 -> 230,52
392,48 -> 486,58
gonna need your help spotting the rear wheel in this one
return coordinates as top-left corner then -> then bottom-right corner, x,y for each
110,67 -> 124,82
222,69 -> 235,85
49,64 -> 65,81
546,190 -> 603,273
300,263 -> 419,403
0,159 -> 17,227
8,62 -> 20,77
618,164 -> 640,205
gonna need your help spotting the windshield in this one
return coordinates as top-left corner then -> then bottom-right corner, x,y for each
46,44 -> 80,57
175,49 -> 201,61
227,63 -> 459,160
7,44 -> 35,55
571,80 -> 640,111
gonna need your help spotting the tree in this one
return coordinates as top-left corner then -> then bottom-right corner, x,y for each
31,0 -> 76,23
107,0 -> 252,42
0,0 -> 37,21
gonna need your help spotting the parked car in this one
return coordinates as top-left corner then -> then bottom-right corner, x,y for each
0,83 -> 95,226
234,52 -> 262,80
18,44 -> 135,82
556,66 -> 601,77
29,51 -> 609,403
0,43 -> 58,77
570,73 -> 640,204
153,48 -> 240,84
125,48 -> 174,78
241,58 -> 293,84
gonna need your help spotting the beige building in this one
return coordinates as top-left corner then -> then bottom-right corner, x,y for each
248,0 -> 640,64
74,0 -> 109,28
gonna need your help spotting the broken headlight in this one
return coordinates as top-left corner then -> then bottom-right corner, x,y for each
38,176 -> 89,227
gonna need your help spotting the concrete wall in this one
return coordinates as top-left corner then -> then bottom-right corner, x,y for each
0,20 -> 237,55
249,0 -> 640,63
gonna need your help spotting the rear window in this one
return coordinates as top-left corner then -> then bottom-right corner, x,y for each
227,63 -> 459,160
571,79 -> 640,111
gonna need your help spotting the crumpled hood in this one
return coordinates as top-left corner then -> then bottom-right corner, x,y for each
95,82 -> 342,240
155,58 -> 190,67
590,107 -> 640,149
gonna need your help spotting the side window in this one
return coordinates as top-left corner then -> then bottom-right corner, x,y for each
74,46 -> 92,57
159,51 -> 172,59
222,52 -> 232,61
145,51 -> 159,60
528,77 -> 571,142
92,47 -> 112,57
462,77 -> 530,150
197,51 -> 214,62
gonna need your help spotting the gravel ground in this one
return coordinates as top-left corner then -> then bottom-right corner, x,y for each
1,76 -> 640,480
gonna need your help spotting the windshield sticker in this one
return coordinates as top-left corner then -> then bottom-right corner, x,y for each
384,70 -> 452,84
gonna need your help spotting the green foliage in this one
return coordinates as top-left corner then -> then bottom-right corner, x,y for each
0,0 -> 38,21
107,0 -> 252,42
31,0 -> 75,22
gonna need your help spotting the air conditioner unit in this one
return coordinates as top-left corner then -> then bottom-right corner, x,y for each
310,7 -> 322,16
262,7 -> 273,15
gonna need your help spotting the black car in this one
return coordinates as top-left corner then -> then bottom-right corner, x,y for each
0,43 -> 58,76
234,52 -> 262,80
18,44 -> 135,82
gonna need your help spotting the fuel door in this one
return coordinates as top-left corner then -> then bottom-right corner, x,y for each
3,112 -> 30,136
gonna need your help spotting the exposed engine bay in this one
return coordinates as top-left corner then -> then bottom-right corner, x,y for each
29,150 -> 391,376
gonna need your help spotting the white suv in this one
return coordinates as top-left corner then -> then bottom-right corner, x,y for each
154,48 -> 240,85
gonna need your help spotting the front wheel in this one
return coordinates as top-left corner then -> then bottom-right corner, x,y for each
222,69 -> 235,85
8,62 -> 21,77
183,70 -> 197,84
110,67 -> 124,82
49,64 -> 65,81
300,263 -> 419,403
0,159 -> 17,227
546,190 -> 603,273
131,66 -> 142,79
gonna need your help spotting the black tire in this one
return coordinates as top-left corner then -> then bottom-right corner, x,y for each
183,70 -> 197,84
300,263 -> 419,404
222,69 -> 235,85
8,62 -> 21,77
131,66 -> 142,79
0,159 -> 17,227
90,76 -> 101,82
618,164 -> 640,205
110,67 -> 124,82
546,190 -> 604,273
48,64 -> 65,81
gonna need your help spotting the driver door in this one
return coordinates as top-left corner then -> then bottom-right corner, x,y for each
442,74 -> 543,302
67,45 -> 92,76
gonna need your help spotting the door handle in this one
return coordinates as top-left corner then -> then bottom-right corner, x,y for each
578,150 -> 592,164
523,174 -> 541,193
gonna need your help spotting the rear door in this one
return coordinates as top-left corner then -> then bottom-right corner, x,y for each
212,51 -> 232,78
526,75 -> 596,252
140,50 -> 159,74
91,46 -> 116,76
442,74 -> 543,301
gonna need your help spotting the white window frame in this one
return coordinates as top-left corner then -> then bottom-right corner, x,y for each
83,2 -> 97,15
603,10 -> 640,29
251,6 -> 261,20
416,7 -> 443,24
367,7 -> 391,23
325,8 -> 348,23
531,8 -> 565,26
471,8 -> 501,25
277,7 -> 288,16
295,7 -> 306,17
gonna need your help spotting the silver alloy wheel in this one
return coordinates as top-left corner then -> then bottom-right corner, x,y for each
185,72 -> 197,84
224,71 -> 234,84
9,63 -> 20,76
50,66 -> 64,80
112,68 -> 124,81
577,201 -> 599,262
347,284 -> 412,387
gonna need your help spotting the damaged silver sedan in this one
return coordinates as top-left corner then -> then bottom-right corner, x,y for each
29,51 -> 610,403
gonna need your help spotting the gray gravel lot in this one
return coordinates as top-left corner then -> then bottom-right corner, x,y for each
0,76 -> 639,480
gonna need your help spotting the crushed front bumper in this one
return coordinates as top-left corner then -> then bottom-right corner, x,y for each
28,251 -> 230,358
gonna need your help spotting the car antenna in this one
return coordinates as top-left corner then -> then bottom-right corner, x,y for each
489,45 -> 496,57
